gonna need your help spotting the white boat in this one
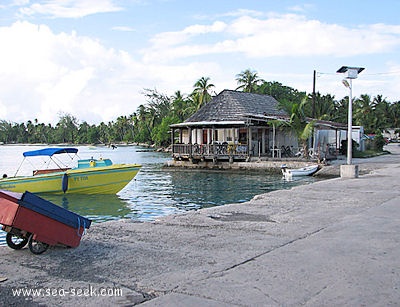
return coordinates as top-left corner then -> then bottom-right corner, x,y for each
281,164 -> 319,178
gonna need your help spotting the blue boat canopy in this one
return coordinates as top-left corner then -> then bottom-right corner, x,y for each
23,148 -> 78,157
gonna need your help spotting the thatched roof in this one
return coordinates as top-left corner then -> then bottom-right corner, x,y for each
171,90 -> 287,127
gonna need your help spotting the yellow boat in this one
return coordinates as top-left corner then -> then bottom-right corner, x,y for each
0,148 -> 141,194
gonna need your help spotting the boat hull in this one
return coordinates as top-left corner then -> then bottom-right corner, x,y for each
282,165 -> 319,178
0,164 -> 141,194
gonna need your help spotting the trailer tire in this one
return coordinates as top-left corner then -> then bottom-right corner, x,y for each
6,233 -> 29,250
28,235 -> 49,255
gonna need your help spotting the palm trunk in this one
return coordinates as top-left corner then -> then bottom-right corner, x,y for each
302,140 -> 309,159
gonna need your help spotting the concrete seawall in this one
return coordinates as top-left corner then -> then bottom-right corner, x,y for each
1,144 -> 399,306
164,157 -> 320,173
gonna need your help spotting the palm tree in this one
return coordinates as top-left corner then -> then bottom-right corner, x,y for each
309,93 -> 335,120
115,115 -> 130,141
186,93 -> 200,116
193,77 -> 215,110
388,101 -> 400,128
171,90 -> 188,122
279,97 -> 314,158
26,120 -> 34,142
332,97 -> 349,124
98,122 -> 110,144
0,120 -> 14,143
373,95 -> 391,132
235,69 -> 262,93
56,113 -> 79,143
354,94 -> 375,133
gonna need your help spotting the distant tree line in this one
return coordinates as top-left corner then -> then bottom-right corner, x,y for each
1,69 -> 399,146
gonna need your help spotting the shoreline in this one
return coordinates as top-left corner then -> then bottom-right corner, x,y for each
1,142 -> 387,176
0,144 -> 399,306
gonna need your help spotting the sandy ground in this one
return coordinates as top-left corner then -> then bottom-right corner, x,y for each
0,144 -> 399,306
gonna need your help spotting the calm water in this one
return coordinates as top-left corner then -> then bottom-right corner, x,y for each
0,145 -> 317,246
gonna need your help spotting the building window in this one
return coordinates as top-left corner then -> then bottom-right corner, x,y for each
239,128 -> 247,144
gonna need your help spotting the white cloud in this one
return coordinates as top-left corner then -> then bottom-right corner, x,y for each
18,0 -> 122,18
112,26 -> 136,32
0,21 -> 225,125
218,9 -> 266,19
148,21 -> 227,50
1,10 -> 400,126
144,13 -> 400,61
0,21 -> 150,124
143,21 -> 228,63
140,12 -> 400,102
288,4 -> 315,13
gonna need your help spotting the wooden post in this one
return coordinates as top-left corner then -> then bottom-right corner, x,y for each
312,70 -> 316,118
188,127 -> 192,158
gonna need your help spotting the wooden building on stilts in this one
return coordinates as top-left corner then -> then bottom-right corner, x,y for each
170,90 -> 352,164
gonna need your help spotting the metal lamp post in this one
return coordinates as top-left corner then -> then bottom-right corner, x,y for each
342,78 -> 353,165
337,66 -> 364,177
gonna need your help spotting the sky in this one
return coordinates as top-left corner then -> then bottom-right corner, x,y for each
0,0 -> 399,125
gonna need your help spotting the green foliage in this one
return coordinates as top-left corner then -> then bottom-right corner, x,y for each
56,113 -> 79,143
151,115 -> 179,146
257,81 -> 305,106
277,96 -> 315,158
373,132 -> 386,151
236,69 -> 263,93
350,94 -> 396,134
192,77 -> 215,110
340,139 -> 359,156
0,69 -> 399,147
305,93 -> 335,120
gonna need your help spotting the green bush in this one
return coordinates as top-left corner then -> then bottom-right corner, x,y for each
340,139 -> 358,156
373,132 -> 386,151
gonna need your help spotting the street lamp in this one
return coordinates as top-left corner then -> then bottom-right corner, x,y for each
337,66 -> 364,178
341,78 -> 353,165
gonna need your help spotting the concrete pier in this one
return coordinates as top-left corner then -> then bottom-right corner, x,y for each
0,144 -> 399,306
340,164 -> 359,178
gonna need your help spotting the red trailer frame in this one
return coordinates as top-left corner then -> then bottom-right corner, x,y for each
0,190 -> 91,254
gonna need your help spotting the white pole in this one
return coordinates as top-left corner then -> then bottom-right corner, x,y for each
347,79 -> 353,165
272,124 -> 276,158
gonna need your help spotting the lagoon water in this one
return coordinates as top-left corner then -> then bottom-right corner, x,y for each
0,145 -> 317,246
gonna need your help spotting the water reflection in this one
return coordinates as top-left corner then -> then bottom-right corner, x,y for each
39,194 -> 132,223
118,168 -> 317,221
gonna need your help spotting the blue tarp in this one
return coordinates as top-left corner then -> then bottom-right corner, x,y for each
23,148 -> 78,157
18,192 -> 91,230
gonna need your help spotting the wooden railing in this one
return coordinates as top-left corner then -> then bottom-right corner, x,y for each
172,143 -> 325,160
172,143 -> 249,160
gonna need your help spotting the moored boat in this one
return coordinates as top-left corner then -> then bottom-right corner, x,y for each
0,148 -> 141,194
281,164 -> 319,178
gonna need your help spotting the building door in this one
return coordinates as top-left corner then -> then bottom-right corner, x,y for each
251,129 -> 263,156
202,129 -> 208,144
238,128 -> 247,144
263,128 -> 270,155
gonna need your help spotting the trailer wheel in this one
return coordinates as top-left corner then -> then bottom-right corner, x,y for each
6,233 -> 29,250
28,235 -> 49,255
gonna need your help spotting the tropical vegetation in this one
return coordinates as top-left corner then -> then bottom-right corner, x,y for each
0,69 -> 399,147
278,97 -> 315,158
